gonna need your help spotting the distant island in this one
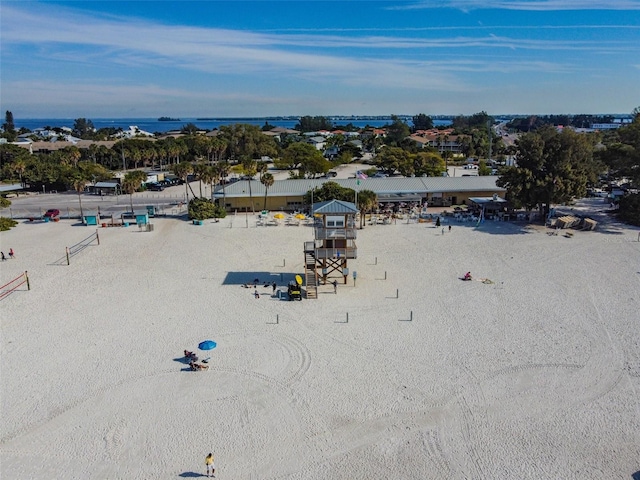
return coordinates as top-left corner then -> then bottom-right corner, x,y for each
157,116 -> 180,121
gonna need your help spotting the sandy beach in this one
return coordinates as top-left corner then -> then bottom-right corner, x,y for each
1,198 -> 639,479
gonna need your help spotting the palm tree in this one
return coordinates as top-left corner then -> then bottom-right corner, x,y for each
199,165 -> 216,201
356,189 -> 378,228
70,174 -> 89,222
171,162 -> 195,202
11,159 -> 27,188
214,161 -> 230,209
241,158 -> 258,213
257,161 -> 268,181
122,170 -> 147,213
192,162 -> 208,198
260,172 -> 274,210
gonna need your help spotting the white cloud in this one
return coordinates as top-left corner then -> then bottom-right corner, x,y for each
398,0 -> 640,11
1,4 -> 627,88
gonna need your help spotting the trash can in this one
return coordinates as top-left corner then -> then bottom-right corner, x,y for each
44,216 -> 50,223
124,222 -> 129,227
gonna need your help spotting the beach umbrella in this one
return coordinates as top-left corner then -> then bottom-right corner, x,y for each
295,213 -> 306,220
198,340 -> 217,352
274,213 -> 284,219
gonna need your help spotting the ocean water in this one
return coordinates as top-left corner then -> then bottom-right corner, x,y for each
13,117 -> 452,134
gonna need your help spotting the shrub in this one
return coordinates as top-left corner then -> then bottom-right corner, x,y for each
188,197 -> 227,221
617,193 -> 640,226
0,197 -> 11,209
0,217 -> 18,231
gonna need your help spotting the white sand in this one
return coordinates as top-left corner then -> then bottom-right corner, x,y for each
1,199 -> 639,479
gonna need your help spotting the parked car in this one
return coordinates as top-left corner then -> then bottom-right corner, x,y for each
325,170 -> 338,178
44,209 -> 60,218
147,183 -> 165,191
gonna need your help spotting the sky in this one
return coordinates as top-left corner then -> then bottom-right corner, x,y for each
1,0 -> 639,118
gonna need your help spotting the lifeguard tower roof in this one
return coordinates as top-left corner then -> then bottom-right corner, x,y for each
312,199 -> 358,214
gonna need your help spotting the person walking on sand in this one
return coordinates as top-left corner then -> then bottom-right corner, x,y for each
332,280 -> 338,294
1,252 -> 5,261
205,452 -> 215,477
448,225 -> 451,232
272,281 -> 277,294
8,248 -> 15,259
441,227 -> 445,235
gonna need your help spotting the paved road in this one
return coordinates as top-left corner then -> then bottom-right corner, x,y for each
2,184 -> 191,219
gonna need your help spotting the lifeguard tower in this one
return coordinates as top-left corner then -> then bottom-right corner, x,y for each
303,199 -> 358,299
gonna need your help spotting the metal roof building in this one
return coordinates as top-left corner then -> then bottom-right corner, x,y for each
214,176 -> 503,197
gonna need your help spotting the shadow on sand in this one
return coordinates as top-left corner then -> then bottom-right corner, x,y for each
223,271 -> 299,286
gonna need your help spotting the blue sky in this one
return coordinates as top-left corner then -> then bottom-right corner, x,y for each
1,1 -> 639,118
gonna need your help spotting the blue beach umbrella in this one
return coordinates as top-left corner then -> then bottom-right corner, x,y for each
198,340 -> 217,351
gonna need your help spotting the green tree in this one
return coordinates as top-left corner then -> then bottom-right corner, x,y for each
2,111 -> 16,141
453,111 -> 492,130
188,197 -> 227,221
122,170 -> 148,213
192,162 -> 209,198
218,124 -> 277,162
257,161 -> 269,180
356,189 -> 378,228
72,118 -> 96,139
69,172 -> 89,221
478,160 -> 493,176
496,126 -> 597,218
412,113 -> 434,131
277,142 -> 326,175
172,162 -> 196,201
214,161 -> 230,209
4,111 -> 15,132
181,123 -> 200,135
375,146 -> 410,175
295,116 -> 333,132
600,110 -> 640,224
413,151 -> 445,177
260,172 -> 275,210
199,165 -> 216,200
384,115 -> 410,146
241,159 -> 258,213
303,181 -> 353,205
10,158 -> 28,187
0,217 -> 19,231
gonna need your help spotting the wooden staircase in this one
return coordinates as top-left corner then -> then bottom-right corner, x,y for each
304,250 -> 318,299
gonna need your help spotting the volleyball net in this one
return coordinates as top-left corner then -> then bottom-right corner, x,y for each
66,230 -> 100,265
0,271 -> 30,300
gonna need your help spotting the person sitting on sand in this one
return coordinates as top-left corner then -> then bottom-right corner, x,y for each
189,361 -> 209,371
464,272 -> 472,281
184,350 -> 197,360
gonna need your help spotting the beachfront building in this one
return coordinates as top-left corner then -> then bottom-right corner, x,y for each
303,199 -> 358,299
212,176 -> 506,212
